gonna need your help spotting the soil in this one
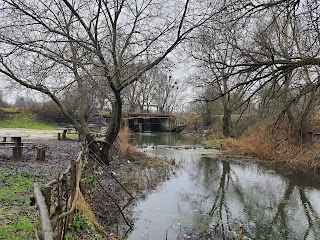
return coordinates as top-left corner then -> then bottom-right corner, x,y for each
0,129 -> 80,180
0,128 -> 172,239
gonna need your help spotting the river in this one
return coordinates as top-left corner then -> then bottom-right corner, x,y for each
127,133 -> 320,240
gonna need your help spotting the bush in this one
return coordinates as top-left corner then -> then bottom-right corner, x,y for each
230,114 -> 259,137
210,114 -> 259,137
26,101 -> 61,124
0,108 -> 7,119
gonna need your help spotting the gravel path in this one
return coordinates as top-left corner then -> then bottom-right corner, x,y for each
0,128 -> 81,181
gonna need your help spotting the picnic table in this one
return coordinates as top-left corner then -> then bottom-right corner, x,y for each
0,133 -> 30,161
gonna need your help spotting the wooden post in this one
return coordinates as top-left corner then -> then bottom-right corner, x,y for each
12,137 -> 22,162
36,147 -> 46,161
62,130 -> 67,140
56,176 -> 63,239
69,159 -> 76,224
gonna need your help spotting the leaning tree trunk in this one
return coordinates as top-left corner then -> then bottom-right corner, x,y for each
100,93 -> 123,165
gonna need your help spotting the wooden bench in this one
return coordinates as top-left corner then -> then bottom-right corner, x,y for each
0,134 -> 31,161
0,143 -> 45,161
0,142 -> 34,146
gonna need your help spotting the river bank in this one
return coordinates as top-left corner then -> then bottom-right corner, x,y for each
2,129 -> 320,239
126,132 -> 320,240
0,129 -> 174,239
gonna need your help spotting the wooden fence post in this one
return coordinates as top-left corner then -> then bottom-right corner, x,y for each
69,159 -> 76,224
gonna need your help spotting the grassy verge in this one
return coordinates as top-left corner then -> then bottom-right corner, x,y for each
0,170 -> 41,239
0,111 -> 58,130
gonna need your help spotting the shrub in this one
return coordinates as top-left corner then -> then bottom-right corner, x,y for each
0,108 -> 7,119
26,101 -> 61,124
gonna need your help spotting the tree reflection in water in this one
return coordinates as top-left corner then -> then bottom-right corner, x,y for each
183,156 -> 320,239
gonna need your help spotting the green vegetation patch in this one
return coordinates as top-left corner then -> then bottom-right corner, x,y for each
65,213 -> 102,240
0,111 -> 57,130
205,136 -> 225,147
0,170 -> 40,239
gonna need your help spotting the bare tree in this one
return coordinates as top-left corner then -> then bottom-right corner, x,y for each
0,0 -> 214,164
190,23 -> 250,137
194,0 -> 320,139
233,1 -> 320,139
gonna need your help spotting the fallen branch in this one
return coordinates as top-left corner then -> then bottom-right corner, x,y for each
105,167 -> 135,200
34,182 -> 54,240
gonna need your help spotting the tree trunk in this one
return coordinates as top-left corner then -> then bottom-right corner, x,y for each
222,108 -> 231,137
86,134 -> 101,160
101,93 -> 123,165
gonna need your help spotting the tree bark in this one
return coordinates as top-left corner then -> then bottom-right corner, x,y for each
222,107 -> 231,137
34,182 -> 54,240
101,93 -> 122,165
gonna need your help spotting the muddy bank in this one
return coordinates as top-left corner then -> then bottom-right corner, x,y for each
81,147 -> 174,238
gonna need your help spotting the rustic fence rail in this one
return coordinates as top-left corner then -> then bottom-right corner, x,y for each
31,150 -> 84,240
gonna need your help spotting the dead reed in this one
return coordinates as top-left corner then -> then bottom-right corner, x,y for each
223,123 -> 320,171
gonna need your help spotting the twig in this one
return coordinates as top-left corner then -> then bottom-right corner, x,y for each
95,176 -> 133,228
45,151 -> 82,188
58,153 -> 85,220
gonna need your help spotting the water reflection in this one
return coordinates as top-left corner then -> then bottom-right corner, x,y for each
128,134 -> 320,240
131,132 -> 202,147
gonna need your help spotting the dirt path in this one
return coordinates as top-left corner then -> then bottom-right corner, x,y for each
0,128 -> 58,139
0,128 -> 81,180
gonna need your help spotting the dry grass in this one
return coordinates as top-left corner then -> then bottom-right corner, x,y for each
76,189 -> 106,234
223,123 -> 320,171
115,127 -> 175,168
75,189 -> 123,240
117,127 -> 130,157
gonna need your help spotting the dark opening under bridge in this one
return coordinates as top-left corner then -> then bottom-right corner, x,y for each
124,112 -> 185,133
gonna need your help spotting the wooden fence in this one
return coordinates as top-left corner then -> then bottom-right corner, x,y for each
31,150 -> 84,240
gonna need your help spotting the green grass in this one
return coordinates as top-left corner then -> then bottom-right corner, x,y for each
0,171 -> 40,239
66,133 -> 80,140
65,213 -> 102,240
0,112 -> 58,130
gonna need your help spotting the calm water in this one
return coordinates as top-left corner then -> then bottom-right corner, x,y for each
127,133 -> 320,240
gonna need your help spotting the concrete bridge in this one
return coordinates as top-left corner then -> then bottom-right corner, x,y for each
99,111 -> 185,133
125,112 -> 171,132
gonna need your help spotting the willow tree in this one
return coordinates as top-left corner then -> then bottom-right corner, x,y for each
0,0 -> 214,164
